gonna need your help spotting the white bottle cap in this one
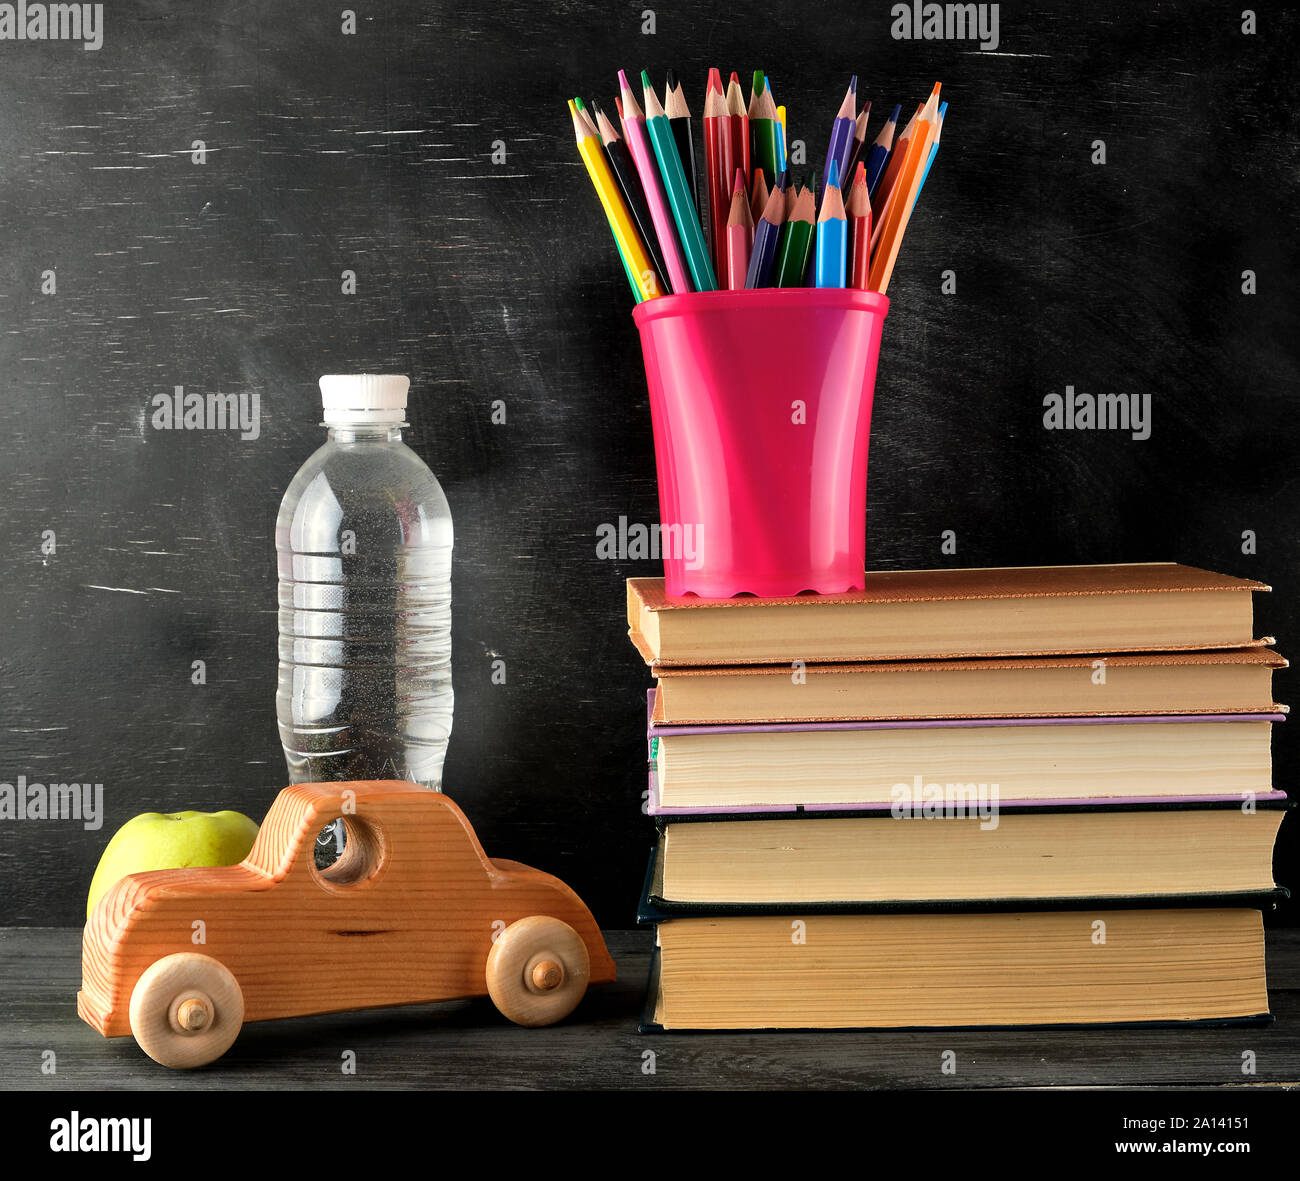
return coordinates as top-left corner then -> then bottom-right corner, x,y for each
318,374 -> 410,426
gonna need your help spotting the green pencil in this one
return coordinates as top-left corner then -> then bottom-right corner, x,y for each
642,70 -> 717,292
749,71 -> 780,184
772,185 -> 815,286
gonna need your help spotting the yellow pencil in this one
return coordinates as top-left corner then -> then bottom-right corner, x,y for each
569,99 -> 662,301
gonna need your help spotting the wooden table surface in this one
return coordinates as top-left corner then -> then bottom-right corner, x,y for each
5,927 -> 1298,1091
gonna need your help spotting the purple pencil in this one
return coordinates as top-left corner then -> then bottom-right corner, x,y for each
822,76 -> 857,192
744,172 -> 789,288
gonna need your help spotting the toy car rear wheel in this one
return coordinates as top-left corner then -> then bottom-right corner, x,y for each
486,916 -> 590,1027
128,952 -> 244,1068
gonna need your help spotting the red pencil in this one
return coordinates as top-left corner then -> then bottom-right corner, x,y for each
847,161 -> 872,290
703,68 -> 733,275
725,170 -> 754,290
725,72 -> 751,202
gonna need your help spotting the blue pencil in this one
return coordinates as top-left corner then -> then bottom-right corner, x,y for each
814,161 -> 847,288
863,103 -> 901,197
768,80 -> 787,173
913,101 -> 947,205
745,171 -> 788,288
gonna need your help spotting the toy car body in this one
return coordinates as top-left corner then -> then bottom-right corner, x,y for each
78,781 -> 615,1067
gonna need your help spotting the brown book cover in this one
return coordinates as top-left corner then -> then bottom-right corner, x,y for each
649,648 -> 1288,723
628,562 -> 1272,666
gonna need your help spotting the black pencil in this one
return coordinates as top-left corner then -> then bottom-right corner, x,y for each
592,102 -> 669,295
665,69 -> 701,217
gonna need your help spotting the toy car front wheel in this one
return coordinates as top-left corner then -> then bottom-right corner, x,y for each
128,952 -> 244,1068
486,916 -> 590,1027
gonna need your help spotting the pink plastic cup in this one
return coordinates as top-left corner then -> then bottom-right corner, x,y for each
632,288 -> 889,598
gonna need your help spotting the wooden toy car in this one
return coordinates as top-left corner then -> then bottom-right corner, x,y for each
78,781 -> 615,1068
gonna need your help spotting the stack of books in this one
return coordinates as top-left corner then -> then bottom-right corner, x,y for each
627,563 -> 1290,1030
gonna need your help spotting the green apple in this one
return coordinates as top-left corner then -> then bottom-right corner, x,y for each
87,810 -> 260,918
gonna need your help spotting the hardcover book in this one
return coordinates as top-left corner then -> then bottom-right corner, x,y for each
628,562 -> 1270,666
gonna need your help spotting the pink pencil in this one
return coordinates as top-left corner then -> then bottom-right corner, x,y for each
724,169 -> 753,290
617,72 -> 692,295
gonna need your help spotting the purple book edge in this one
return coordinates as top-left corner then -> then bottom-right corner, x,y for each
646,688 -> 1287,737
644,767 -> 1289,816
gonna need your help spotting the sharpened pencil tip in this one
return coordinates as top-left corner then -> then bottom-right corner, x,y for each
733,169 -> 746,194
850,75 -> 858,93
641,68 -> 653,90
890,104 -> 902,123
618,69 -> 632,93
826,160 -> 840,189
708,67 -> 722,92
666,67 -> 678,89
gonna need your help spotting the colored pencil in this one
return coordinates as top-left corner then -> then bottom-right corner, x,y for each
749,168 -> 770,225
846,100 -> 872,174
785,178 -> 800,220
822,76 -> 857,191
749,73 -> 780,185
913,99 -> 946,207
774,90 -> 788,173
664,69 -> 701,217
725,72 -> 751,201
815,160 -> 847,288
703,68 -> 732,276
569,99 -> 660,301
643,71 -> 718,291
592,103 -> 668,296
572,99 -> 639,298
846,160 -> 872,290
870,102 -> 923,250
869,86 -> 939,294
863,103 -> 900,197
615,79 -> 693,295
725,170 -> 754,290
772,185 -> 815,287
744,172 -> 787,288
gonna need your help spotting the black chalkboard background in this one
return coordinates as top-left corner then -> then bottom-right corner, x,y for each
1,1 -> 1296,928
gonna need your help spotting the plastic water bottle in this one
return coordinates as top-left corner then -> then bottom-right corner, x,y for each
276,375 -> 453,791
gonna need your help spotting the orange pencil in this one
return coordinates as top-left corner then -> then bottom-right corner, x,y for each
869,85 -> 939,293
725,170 -> 754,290
870,102 -> 923,246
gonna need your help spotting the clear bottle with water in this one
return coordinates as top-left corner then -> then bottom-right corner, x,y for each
276,375 -> 453,793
